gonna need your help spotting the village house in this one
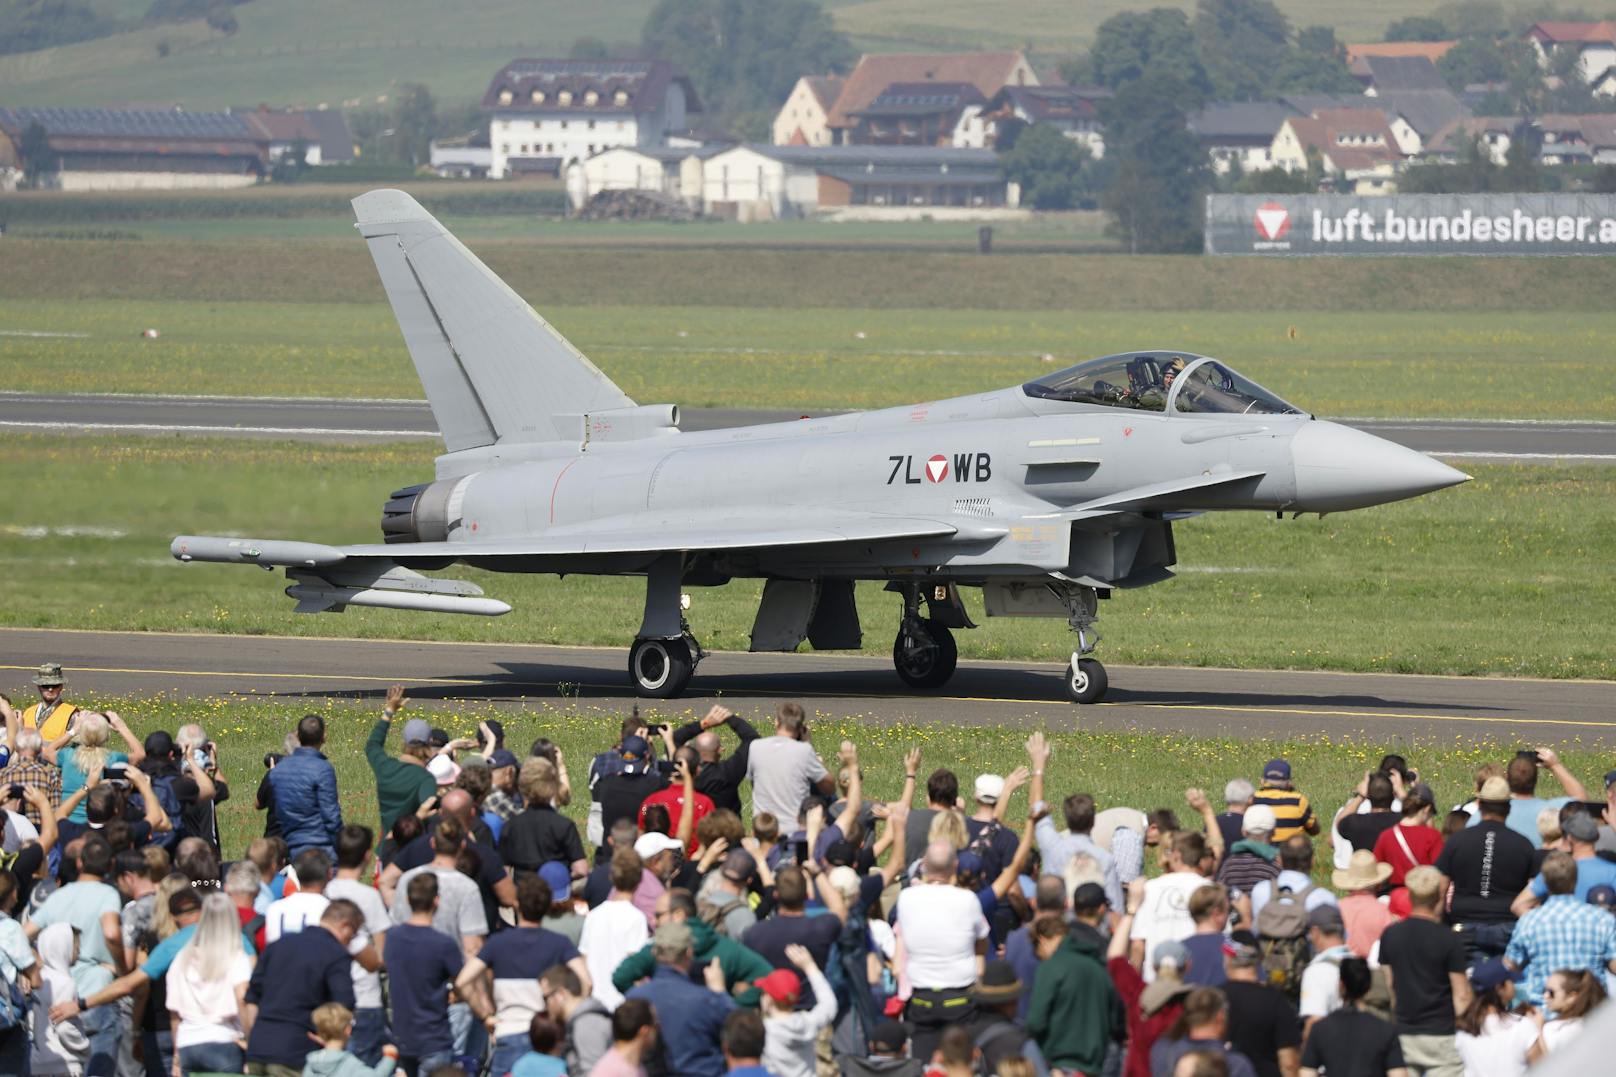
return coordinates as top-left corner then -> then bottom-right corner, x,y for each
1523,20 -> 1616,88
0,106 -> 266,190
1270,107 -> 1403,193
969,84 -> 1109,155
772,76 -> 844,146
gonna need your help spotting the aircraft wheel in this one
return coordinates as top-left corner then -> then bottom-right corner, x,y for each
893,619 -> 958,690
629,637 -> 694,699
1066,658 -> 1108,704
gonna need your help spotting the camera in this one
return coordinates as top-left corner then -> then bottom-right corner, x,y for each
102,763 -> 129,782
643,723 -> 667,736
263,752 -> 284,769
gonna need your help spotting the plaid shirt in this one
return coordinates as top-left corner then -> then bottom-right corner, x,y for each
0,757 -> 61,829
1506,893 -> 1616,1006
484,787 -> 524,823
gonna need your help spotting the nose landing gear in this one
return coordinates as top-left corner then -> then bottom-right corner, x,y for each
1059,583 -> 1108,704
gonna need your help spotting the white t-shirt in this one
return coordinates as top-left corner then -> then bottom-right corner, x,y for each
327,878 -> 391,1009
746,737 -> 828,825
166,950 -> 254,1048
262,890 -> 329,944
1539,1017 -> 1585,1054
579,899 -> 649,1009
1130,871 -> 1207,983
2,810 -> 38,853
895,884 -> 988,990
1455,1011 -> 1537,1077
1298,946 -> 1350,1020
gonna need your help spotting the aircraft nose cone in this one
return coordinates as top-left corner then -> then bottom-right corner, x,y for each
1291,421 -> 1470,512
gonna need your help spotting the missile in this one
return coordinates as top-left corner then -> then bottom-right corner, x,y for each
284,583 -> 511,617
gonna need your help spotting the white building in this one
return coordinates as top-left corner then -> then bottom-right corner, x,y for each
973,85 -> 1109,156
1524,21 -> 1616,84
699,144 -> 1011,220
482,59 -> 700,179
772,76 -> 844,146
565,144 -> 725,211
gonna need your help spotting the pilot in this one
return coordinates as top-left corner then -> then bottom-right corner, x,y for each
23,662 -> 78,741
1161,356 -> 1187,392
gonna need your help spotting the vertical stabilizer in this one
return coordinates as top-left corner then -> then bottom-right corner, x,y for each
353,189 -> 635,449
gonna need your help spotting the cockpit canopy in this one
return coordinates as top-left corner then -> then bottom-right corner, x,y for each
1023,351 -> 1305,416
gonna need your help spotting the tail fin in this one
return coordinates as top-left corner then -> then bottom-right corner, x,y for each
353,189 -> 634,450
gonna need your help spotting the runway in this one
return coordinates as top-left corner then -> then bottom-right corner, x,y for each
2,392 -> 1611,462
4,629 -> 1611,747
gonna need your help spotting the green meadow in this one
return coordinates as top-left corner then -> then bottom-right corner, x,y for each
1,436 -> 1609,681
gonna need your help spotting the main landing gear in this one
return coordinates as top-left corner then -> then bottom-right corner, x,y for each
890,582 -> 961,691
1061,583 -> 1108,704
629,553 -> 706,698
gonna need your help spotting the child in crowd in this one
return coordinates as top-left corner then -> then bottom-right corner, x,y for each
509,1012 -> 568,1077
301,1002 -> 398,1077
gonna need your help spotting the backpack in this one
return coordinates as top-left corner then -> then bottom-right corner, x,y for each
965,819 -> 1005,874
129,772 -> 185,850
1255,882 -> 1317,999
697,894 -> 746,936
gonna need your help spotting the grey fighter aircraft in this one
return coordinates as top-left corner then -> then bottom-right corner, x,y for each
171,190 -> 1468,703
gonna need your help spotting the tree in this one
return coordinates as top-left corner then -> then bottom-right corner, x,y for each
1000,123 -> 1093,209
642,0 -> 855,128
1296,25 -> 1337,54
1194,0 -> 1290,100
1234,164 -> 1314,193
1499,126 -> 1541,191
0,0 -> 111,55
390,83 -> 436,168
17,120 -> 52,188
1437,36 -> 1537,103
1268,46 -> 1360,94
1385,16 -> 1449,42
1088,8 -> 1207,100
1099,76 -> 1208,252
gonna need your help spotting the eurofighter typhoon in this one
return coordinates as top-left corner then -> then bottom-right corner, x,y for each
172,190 -> 1468,703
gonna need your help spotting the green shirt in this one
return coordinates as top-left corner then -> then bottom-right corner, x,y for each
365,719 -> 439,836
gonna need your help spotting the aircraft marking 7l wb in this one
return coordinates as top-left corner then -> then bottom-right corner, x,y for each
171,190 -> 1469,703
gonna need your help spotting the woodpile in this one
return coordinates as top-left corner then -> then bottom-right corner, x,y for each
575,189 -> 694,221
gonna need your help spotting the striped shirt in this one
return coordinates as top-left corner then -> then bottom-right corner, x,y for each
1250,786 -> 1317,841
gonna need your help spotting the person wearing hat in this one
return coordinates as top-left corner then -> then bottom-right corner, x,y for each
1514,810 -> 1616,915
610,887 -> 773,1007
365,685 -> 442,837
1453,958 -> 1531,1076
23,662 -> 78,742
963,960 -> 1045,1074
1502,849 -> 1616,1008
482,747 -> 525,827
1332,850 -> 1394,961
624,920 -> 736,1077
1027,888 -> 1126,1077
1249,759 -> 1318,843
1108,877 -> 1199,1077
1297,904 -> 1352,1034
594,735 -> 672,858
538,860 -> 586,944
1585,883 -> 1616,911
1220,930 -> 1303,1077
965,771 -> 1020,878
750,943 -> 833,1077
1474,748 -> 1590,848
1215,804 -> 1280,896
1436,775 -> 1537,959
840,1018 -> 922,1077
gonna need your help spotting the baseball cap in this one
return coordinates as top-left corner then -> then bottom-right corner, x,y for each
720,849 -> 756,884
756,968 -> 801,1005
652,920 -> 692,954
1243,805 -> 1278,835
538,861 -> 572,902
620,735 -> 650,760
1071,882 -> 1109,910
956,851 -> 985,877
823,840 -> 857,868
974,774 -> 1006,804
634,832 -> 683,859
401,719 -> 432,747
1605,769 -> 1616,790
1478,776 -> 1511,803
487,748 -> 519,770
1263,759 -> 1291,782
1307,903 -> 1345,933
869,1019 -> 908,1053
1565,812 -> 1600,843
1586,884 -> 1616,909
427,754 -> 460,786
1221,935 -> 1260,967
1152,939 -> 1190,972
1469,958 -> 1524,991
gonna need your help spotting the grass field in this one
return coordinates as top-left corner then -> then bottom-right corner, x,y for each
5,298 -> 1615,419
0,0 -> 1462,110
1,436 -> 1610,680
70,693 -> 1612,862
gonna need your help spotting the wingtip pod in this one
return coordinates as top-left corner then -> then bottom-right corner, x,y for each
171,536 -> 347,568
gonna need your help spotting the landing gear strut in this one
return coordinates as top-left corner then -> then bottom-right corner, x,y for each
1059,583 -> 1108,704
629,553 -> 706,698
891,583 -> 958,690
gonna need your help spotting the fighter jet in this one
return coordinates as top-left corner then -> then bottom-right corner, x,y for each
171,190 -> 1468,703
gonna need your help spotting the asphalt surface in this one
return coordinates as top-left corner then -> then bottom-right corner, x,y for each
1,392 -> 1611,461
3,629 -> 1611,747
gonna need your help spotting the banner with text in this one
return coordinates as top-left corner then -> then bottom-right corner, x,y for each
1205,193 -> 1616,255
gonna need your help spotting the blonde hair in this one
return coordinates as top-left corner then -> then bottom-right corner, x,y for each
1538,807 -> 1563,845
312,1002 -> 354,1042
1405,865 -> 1444,908
1064,853 -> 1103,903
519,757 -> 558,804
174,892 -> 243,983
826,865 -> 862,905
69,711 -> 112,783
151,872 -> 192,941
927,809 -> 968,851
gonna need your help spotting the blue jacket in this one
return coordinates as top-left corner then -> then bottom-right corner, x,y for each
267,747 -> 341,852
626,964 -> 734,1077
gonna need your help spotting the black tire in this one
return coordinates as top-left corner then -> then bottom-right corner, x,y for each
892,619 -> 958,690
629,637 -> 694,698
1066,657 -> 1108,704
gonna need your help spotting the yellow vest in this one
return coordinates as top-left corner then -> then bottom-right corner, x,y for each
23,700 -> 77,742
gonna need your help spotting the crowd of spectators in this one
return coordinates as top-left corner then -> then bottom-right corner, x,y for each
0,663 -> 1612,1077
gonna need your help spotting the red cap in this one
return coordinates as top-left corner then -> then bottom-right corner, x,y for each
1387,886 -> 1412,920
756,969 -> 801,1005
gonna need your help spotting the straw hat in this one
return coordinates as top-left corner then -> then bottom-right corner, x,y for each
1332,849 -> 1393,892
